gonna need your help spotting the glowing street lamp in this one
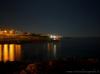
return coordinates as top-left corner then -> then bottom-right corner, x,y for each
49,35 -> 57,40
9,30 -> 14,34
4,30 -> 7,33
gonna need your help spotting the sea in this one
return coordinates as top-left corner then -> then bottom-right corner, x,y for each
0,37 -> 100,63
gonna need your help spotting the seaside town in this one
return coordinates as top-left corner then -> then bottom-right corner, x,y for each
0,27 -> 62,43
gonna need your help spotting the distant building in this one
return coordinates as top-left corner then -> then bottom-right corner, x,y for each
47,34 -> 62,40
0,29 -> 15,35
0,27 -> 21,35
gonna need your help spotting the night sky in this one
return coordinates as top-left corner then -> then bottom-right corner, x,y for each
0,0 -> 100,37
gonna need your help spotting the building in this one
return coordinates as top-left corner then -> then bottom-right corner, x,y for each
0,29 -> 16,35
0,27 -> 23,35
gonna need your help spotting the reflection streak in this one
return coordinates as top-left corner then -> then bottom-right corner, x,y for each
15,45 -> 21,60
0,44 -> 21,62
53,44 -> 56,58
4,44 -> 9,62
9,44 -> 14,61
0,45 -> 2,61
47,43 -> 57,59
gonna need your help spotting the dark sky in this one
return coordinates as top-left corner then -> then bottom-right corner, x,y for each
0,0 -> 100,37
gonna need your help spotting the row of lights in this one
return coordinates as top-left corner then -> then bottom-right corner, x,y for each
49,34 -> 62,40
0,30 -> 15,34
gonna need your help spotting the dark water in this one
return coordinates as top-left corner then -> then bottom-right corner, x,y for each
60,38 -> 100,58
0,37 -> 100,62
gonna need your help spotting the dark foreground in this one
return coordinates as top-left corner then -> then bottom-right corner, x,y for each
0,57 -> 100,74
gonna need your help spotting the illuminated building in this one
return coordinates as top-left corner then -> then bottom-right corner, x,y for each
48,34 -> 62,40
0,28 -> 16,35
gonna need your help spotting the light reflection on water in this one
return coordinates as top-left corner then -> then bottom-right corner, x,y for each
0,44 -> 21,62
0,42 -> 59,62
0,45 -> 2,61
53,44 -> 57,58
0,38 -> 99,62
22,42 -> 60,62
47,43 -> 57,59
3,44 -> 9,62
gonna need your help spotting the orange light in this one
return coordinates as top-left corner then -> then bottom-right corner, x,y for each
3,44 -> 9,62
9,44 -> 14,61
9,30 -> 13,34
0,44 -> 2,61
15,44 -> 21,60
4,30 -> 7,33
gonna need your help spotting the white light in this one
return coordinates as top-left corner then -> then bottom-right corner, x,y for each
53,35 -> 56,39
49,35 -> 57,40
50,35 -> 53,38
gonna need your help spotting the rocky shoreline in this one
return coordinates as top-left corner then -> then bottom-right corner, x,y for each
0,58 -> 100,74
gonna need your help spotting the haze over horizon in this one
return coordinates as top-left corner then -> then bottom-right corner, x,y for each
0,0 -> 100,37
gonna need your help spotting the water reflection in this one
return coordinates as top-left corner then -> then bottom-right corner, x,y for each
0,44 -> 21,62
0,45 -> 2,61
9,44 -> 14,61
4,44 -> 9,62
53,44 -> 56,58
0,42 -> 60,62
47,43 -> 57,59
